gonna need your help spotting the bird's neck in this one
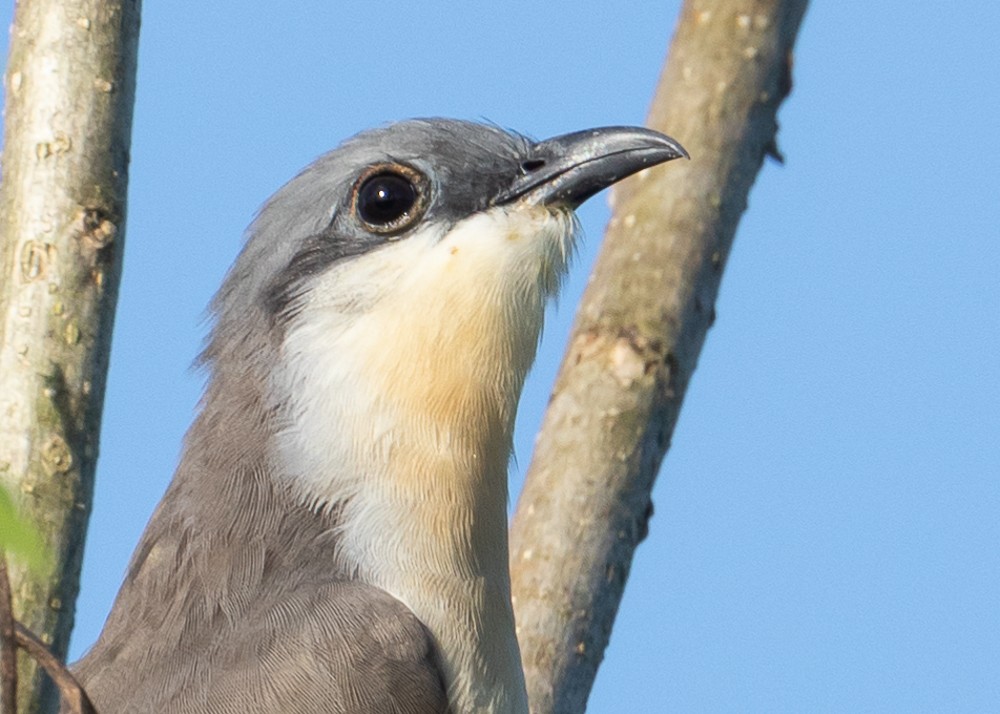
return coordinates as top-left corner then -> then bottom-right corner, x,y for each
271,206 -> 574,712
276,355 -> 528,712
345,415 -> 526,714
273,283 -> 551,710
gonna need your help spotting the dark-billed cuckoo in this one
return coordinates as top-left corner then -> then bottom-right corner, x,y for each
72,119 -> 686,713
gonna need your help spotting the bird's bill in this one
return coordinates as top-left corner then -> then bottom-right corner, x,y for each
496,126 -> 688,209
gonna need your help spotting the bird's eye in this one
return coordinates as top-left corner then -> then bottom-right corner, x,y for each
358,174 -> 414,224
353,164 -> 428,235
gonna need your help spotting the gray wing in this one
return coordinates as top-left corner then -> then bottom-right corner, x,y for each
67,445 -> 450,714
72,580 -> 448,714
67,370 -> 450,713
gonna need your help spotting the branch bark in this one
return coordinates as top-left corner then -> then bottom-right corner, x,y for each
510,1 -> 809,711
0,1 -> 141,711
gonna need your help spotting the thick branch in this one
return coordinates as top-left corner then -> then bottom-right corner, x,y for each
0,1 -> 141,711
510,1 -> 809,711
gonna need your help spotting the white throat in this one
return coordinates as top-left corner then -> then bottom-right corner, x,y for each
272,205 -> 574,713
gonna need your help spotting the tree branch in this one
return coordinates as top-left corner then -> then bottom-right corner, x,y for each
1,557 -> 97,714
1,559 -> 16,714
12,625 -> 96,714
0,1 -> 141,710
510,1 -> 809,711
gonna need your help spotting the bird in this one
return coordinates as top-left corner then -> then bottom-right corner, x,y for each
70,118 -> 686,714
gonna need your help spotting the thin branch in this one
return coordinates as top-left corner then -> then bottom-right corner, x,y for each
0,558 -> 17,714
0,556 -> 96,714
510,1 -> 810,711
12,625 -> 96,714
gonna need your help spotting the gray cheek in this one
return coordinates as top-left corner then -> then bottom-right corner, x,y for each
264,222 -> 389,320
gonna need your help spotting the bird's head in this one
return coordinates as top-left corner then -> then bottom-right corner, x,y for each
206,118 -> 685,369
200,118 -> 685,506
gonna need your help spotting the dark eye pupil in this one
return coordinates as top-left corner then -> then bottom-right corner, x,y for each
357,173 -> 417,226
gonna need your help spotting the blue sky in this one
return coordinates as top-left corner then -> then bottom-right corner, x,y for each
3,2 -> 998,711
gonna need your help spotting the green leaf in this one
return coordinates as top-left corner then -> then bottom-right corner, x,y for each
0,484 -> 50,574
